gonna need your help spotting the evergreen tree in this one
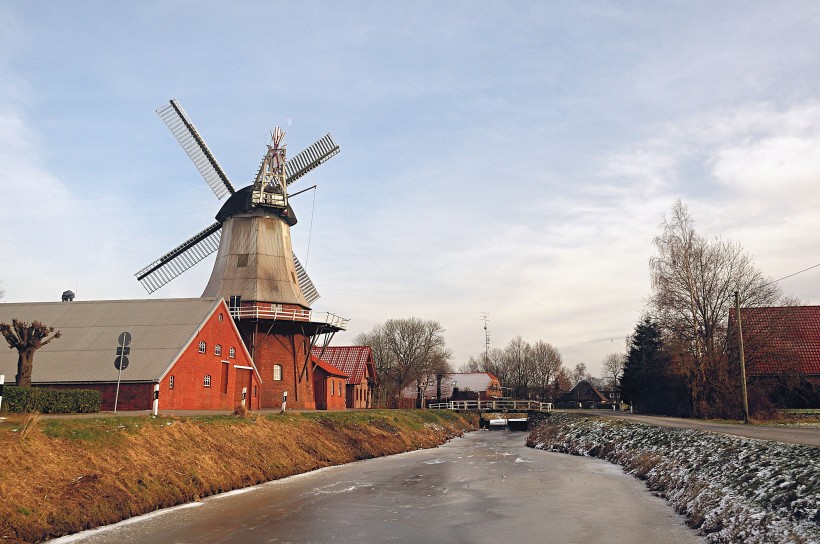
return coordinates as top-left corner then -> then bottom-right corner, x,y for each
620,317 -> 689,416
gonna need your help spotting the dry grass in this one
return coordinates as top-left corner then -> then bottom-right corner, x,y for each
0,410 -> 476,543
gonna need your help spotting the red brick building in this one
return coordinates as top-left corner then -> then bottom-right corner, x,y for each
312,356 -> 348,410
0,298 -> 261,411
312,346 -> 378,408
729,305 -> 820,407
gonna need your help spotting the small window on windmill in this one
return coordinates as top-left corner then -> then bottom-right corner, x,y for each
237,254 -> 249,268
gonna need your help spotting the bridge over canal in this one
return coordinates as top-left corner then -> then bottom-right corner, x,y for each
427,399 -> 553,413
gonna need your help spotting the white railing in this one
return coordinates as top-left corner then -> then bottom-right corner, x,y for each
427,400 -> 553,412
229,307 -> 349,330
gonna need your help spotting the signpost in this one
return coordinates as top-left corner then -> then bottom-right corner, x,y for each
280,390 -> 288,414
0,374 -> 4,412
114,332 -> 131,413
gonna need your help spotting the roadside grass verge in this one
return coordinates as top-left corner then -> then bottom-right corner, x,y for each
527,413 -> 819,544
0,410 -> 476,543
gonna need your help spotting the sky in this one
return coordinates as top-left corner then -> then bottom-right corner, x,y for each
2,2 -> 820,377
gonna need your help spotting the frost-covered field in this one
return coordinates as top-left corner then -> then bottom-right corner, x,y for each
527,413 -> 819,543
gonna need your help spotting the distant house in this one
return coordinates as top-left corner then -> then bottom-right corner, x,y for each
312,356 -> 348,410
403,372 -> 503,402
312,346 -> 377,409
729,305 -> 820,407
0,298 -> 261,411
558,380 -> 612,409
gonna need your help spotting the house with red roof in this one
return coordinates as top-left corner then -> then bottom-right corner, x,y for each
729,305 -> 820,408
312,346 -> 377,408
312,356 -> 348,410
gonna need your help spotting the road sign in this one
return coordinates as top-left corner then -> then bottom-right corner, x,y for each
115,355 -> 129,370
114,331 -> 132,413
118,331 -> 132,346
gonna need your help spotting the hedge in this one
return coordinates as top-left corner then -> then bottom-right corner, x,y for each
0,386 -> 101,413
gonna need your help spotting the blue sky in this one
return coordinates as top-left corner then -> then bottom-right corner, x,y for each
3,2 -> 820,376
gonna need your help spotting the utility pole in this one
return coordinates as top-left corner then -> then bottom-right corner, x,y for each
480,312 -> 490,368
734,291 -> 750,423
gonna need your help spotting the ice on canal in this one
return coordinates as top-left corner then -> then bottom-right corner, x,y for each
56,431 -> 702,544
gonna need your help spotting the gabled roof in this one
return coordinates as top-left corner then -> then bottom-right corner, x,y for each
0,298 -> 245,383
311,346 -> 376,385
730,305 -> 820,375
312,356 -> 348,378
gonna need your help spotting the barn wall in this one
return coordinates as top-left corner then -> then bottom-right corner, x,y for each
160,306 -> 260,411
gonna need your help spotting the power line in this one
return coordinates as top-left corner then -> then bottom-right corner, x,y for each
760,262 -> 820,289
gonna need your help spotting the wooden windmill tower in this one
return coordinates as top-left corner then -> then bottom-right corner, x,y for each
135,99 -> 347,409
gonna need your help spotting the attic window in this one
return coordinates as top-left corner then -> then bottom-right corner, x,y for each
204,375 -> 212,387
229,347 -> 236,359
215,344 -> 222,356
199,341 -> 206,354
237,254 -> 249,268
218,313 -> 223,322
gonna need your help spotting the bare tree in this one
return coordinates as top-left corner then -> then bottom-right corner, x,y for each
0,279 -> 5,300
571,362 -> 590,387
600,352 -> 625,389
502,336 -> 533,399
531,340 -> 563,400
0,319 -> 62,387
649,200 -> 782,417
354,318 -> 451,406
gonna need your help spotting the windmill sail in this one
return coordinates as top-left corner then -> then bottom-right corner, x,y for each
157,99 -> 235,199
292,253 -> 320,305
136,222 -> 222,293
286,134 -> 340,186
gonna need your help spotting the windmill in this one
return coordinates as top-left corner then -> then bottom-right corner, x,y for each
135,99 -> 339,309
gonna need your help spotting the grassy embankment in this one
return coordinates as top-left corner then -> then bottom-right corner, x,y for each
0,409 -> 477,543
528,412 -> 819,544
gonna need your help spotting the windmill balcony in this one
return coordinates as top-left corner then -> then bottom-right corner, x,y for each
229,305 -> 348,330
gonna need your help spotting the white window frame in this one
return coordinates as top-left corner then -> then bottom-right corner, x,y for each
204,375 -> 212,387
215,344 -> 222,356
273,364 -> 283,381
198,341 -> 206,354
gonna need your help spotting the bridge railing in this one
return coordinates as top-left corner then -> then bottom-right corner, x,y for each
427,400 -> 553,412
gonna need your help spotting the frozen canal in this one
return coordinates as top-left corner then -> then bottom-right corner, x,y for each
59,431 -> 701,544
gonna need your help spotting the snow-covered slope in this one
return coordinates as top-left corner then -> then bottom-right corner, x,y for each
527,413 -> 819,543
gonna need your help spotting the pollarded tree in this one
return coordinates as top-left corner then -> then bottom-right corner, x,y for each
0,319 -> 62,387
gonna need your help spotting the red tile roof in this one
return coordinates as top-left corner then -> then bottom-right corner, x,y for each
311,346 -> 376,385
312,355 -> 349,378
729,305 -> 820,375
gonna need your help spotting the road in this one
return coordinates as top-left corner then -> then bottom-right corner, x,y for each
580,410 -> 820,447
57,431 -> 701,544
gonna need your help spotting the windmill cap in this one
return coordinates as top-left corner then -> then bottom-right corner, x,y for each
215,186 -> 297,226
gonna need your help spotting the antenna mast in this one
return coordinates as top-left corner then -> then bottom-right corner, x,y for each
480,312 -> 490,368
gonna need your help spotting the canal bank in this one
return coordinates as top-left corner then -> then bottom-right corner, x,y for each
0,410 -> 476,543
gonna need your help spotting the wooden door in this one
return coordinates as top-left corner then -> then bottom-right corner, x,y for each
234,368 -> 252,409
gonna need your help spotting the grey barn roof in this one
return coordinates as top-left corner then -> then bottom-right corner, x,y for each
0,298 -> 224,383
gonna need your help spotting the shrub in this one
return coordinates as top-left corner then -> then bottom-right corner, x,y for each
1,386 -> 101,414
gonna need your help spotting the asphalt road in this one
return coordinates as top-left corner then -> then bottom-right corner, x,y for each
55,431 -> 701,544
576,410 -> 820,447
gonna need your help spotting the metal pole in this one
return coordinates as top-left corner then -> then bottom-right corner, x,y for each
280,390 -> 287,414
113,364 -> 123,413
0,374 -> 4,411
735,291 -> 750,423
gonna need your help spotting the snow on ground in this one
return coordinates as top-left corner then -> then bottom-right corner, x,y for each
527,413 -> 819,544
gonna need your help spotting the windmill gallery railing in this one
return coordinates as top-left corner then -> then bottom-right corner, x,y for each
229,306 -> 349,330
427,400 -> 553,412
